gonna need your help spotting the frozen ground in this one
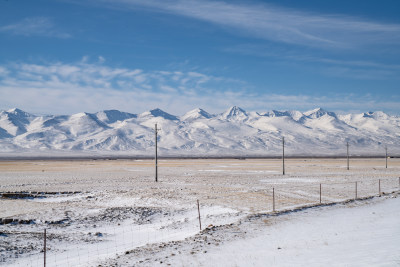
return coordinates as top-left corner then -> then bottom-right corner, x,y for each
0,158 -> 399,266
106,194 -> 400,267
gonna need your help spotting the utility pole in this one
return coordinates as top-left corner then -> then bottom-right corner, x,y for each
385,146 -> 388,169
155,123 -> 160,182
282,137 -> 285,175
346,142 -> 349,171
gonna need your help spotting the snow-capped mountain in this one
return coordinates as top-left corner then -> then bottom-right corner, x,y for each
95,110 -> 137,124
219,106 -> 248,121
181,108 -> 213,121
0,107 -> 399,156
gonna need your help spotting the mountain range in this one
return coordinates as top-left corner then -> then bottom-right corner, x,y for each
0,107 -> 399,157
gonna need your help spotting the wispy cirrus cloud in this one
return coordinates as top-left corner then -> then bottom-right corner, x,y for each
0,66 -> 9,76
0,59 -> 247,114
88,0 -> 400,50
0,17 -> 71,38
6,58 -> 241,93
0,59 -> 399,115
224,44 -> 400,80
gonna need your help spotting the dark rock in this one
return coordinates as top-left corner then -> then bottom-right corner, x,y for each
2,219 -> 13,225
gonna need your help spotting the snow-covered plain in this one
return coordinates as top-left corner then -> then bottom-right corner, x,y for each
0,107 -> 399,156
0,158 -> 399,266
159,196 -> 400,267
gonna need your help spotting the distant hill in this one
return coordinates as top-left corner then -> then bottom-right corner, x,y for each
0,107 -> 399,156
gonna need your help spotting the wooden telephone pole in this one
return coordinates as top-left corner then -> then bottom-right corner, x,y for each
155,124 -> 160,182
346,142 -> 350,171
385,146 -> 388,169
282,137 -> 285,175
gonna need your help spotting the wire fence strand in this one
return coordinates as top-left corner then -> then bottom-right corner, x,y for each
1,176 -> 399,266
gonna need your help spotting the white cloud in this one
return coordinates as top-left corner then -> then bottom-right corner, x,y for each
160,85 -> 177,93
0,17 -> 71,38
98,56 -> 106,63
0,60 -> 398,115
224,44 -> 400,80
81,56 -> 90,63
94,0 -> 400,49
0,66 -> 9,76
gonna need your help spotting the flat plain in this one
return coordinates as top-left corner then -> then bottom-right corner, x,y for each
0,158 -> 399,266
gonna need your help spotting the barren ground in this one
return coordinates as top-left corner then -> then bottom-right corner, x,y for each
0,158 -> 399,266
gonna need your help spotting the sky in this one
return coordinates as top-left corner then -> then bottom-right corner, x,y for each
0,0 -> 400,115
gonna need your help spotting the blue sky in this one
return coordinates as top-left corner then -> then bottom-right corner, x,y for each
0,0 -> 399,115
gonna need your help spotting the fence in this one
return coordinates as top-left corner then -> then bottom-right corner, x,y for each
1,176 -> 399,267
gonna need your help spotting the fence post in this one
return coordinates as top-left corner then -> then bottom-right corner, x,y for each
272,188 -> 275,212
355,181 -> 357,200
197,200 -> 202,231
379,179 -> 381,196
44,229 -> 46,267
319,183 -> 322,204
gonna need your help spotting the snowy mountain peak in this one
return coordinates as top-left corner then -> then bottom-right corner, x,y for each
6,108 -> 35,118
304,108 -> 336,119
0,107 -> 399,155
263,110 -> 288,117
96,110 -> 137,124
221,106 -> 247,120
362,111 -> 389,120
141,108 -> 178,120
72,112 -> 90,118
181,108 -> 212,121
363,111 -> 374,118
287,110 -> 304,121
259,110 -> 303,121
372,111 -> 389,120
0,108 -> 35,137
